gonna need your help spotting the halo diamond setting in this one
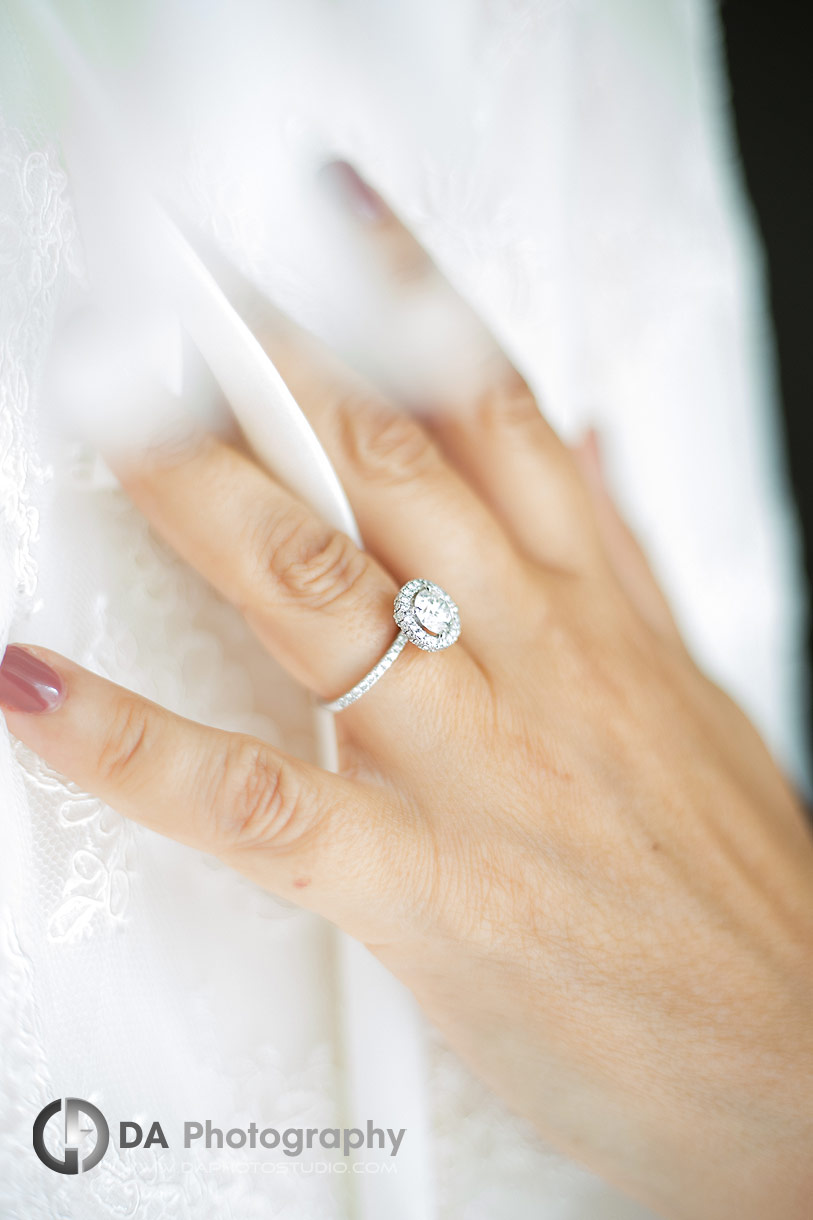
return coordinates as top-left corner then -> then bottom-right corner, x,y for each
394,579 -> 461,652
320,577 -> 461,712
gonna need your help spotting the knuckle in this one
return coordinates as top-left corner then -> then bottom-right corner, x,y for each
275,523 -> 370,611
97,698 -> 152,787
339,394 -> 438,486
474,376 -> 544,436
250,506 -> 370,612
218,739 -> 308,851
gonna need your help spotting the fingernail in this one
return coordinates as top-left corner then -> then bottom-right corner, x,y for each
319,160 -> 388,223
0,646 -> 66,714
584,426 -> 602,466
576,426 -> 606,493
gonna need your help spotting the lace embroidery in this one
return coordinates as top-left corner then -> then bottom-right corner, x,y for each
0,911 -> 70,1220
13,742 -> 134,942
0,119 -> 77,615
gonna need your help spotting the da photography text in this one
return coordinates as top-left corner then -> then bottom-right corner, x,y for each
33,1098 -> 405,1175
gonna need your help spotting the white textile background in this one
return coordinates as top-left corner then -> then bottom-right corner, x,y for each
0,1 -> 807,1217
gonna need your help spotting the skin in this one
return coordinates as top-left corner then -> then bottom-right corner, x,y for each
3,171 -> 813,1219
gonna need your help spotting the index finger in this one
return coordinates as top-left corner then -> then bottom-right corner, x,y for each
0,644 -> 411,937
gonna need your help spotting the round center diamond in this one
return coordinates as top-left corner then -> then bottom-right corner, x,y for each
413,589 -> 452,636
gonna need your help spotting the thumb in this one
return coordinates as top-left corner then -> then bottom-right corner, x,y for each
0,644 -> 411,939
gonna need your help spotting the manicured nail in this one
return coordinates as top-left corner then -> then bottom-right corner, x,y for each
319,160 -> 388,223
0,646 -> 66,714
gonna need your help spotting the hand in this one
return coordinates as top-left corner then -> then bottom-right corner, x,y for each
2,164 -> 812,1220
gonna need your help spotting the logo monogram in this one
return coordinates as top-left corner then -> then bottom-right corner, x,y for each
33,1098 -> 110,1174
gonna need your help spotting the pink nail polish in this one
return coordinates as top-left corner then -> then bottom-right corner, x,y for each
319,160 -> 387,223
0,646 -> 65,714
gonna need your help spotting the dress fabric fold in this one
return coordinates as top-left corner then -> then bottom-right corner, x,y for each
0,1 -> 806,1217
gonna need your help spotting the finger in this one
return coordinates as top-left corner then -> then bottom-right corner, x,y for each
318,161 -> 601,573
319,160 -> 435,287
114,433 -> 478,750
573,430 -> 684,645
248,317 -> 531,652
200,234 -> 531,648
0,644 -> 415,939
427,370 -> 602,572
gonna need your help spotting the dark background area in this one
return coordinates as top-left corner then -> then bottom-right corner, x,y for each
721,3 -> 812,771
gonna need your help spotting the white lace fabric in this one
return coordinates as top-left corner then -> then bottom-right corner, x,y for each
0,2 -> 807,1218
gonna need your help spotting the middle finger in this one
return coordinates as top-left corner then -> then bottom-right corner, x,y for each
238,305 -> 532,657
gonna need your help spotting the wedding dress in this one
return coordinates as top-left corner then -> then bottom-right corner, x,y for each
0,1 -> 807,1218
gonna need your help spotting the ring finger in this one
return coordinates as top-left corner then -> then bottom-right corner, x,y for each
114,433 -> 481,758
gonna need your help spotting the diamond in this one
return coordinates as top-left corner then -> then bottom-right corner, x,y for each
394,579 -> 460,650
413,589 -> 452,636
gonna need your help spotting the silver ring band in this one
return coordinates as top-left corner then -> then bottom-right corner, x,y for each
320,578 -> 461,713
321,630 -> 408,713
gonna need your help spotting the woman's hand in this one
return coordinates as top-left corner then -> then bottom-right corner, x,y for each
2,165 -> 812,1220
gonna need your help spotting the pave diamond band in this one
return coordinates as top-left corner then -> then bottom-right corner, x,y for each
320,630 -> 408,713
320,578 -> 461,713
